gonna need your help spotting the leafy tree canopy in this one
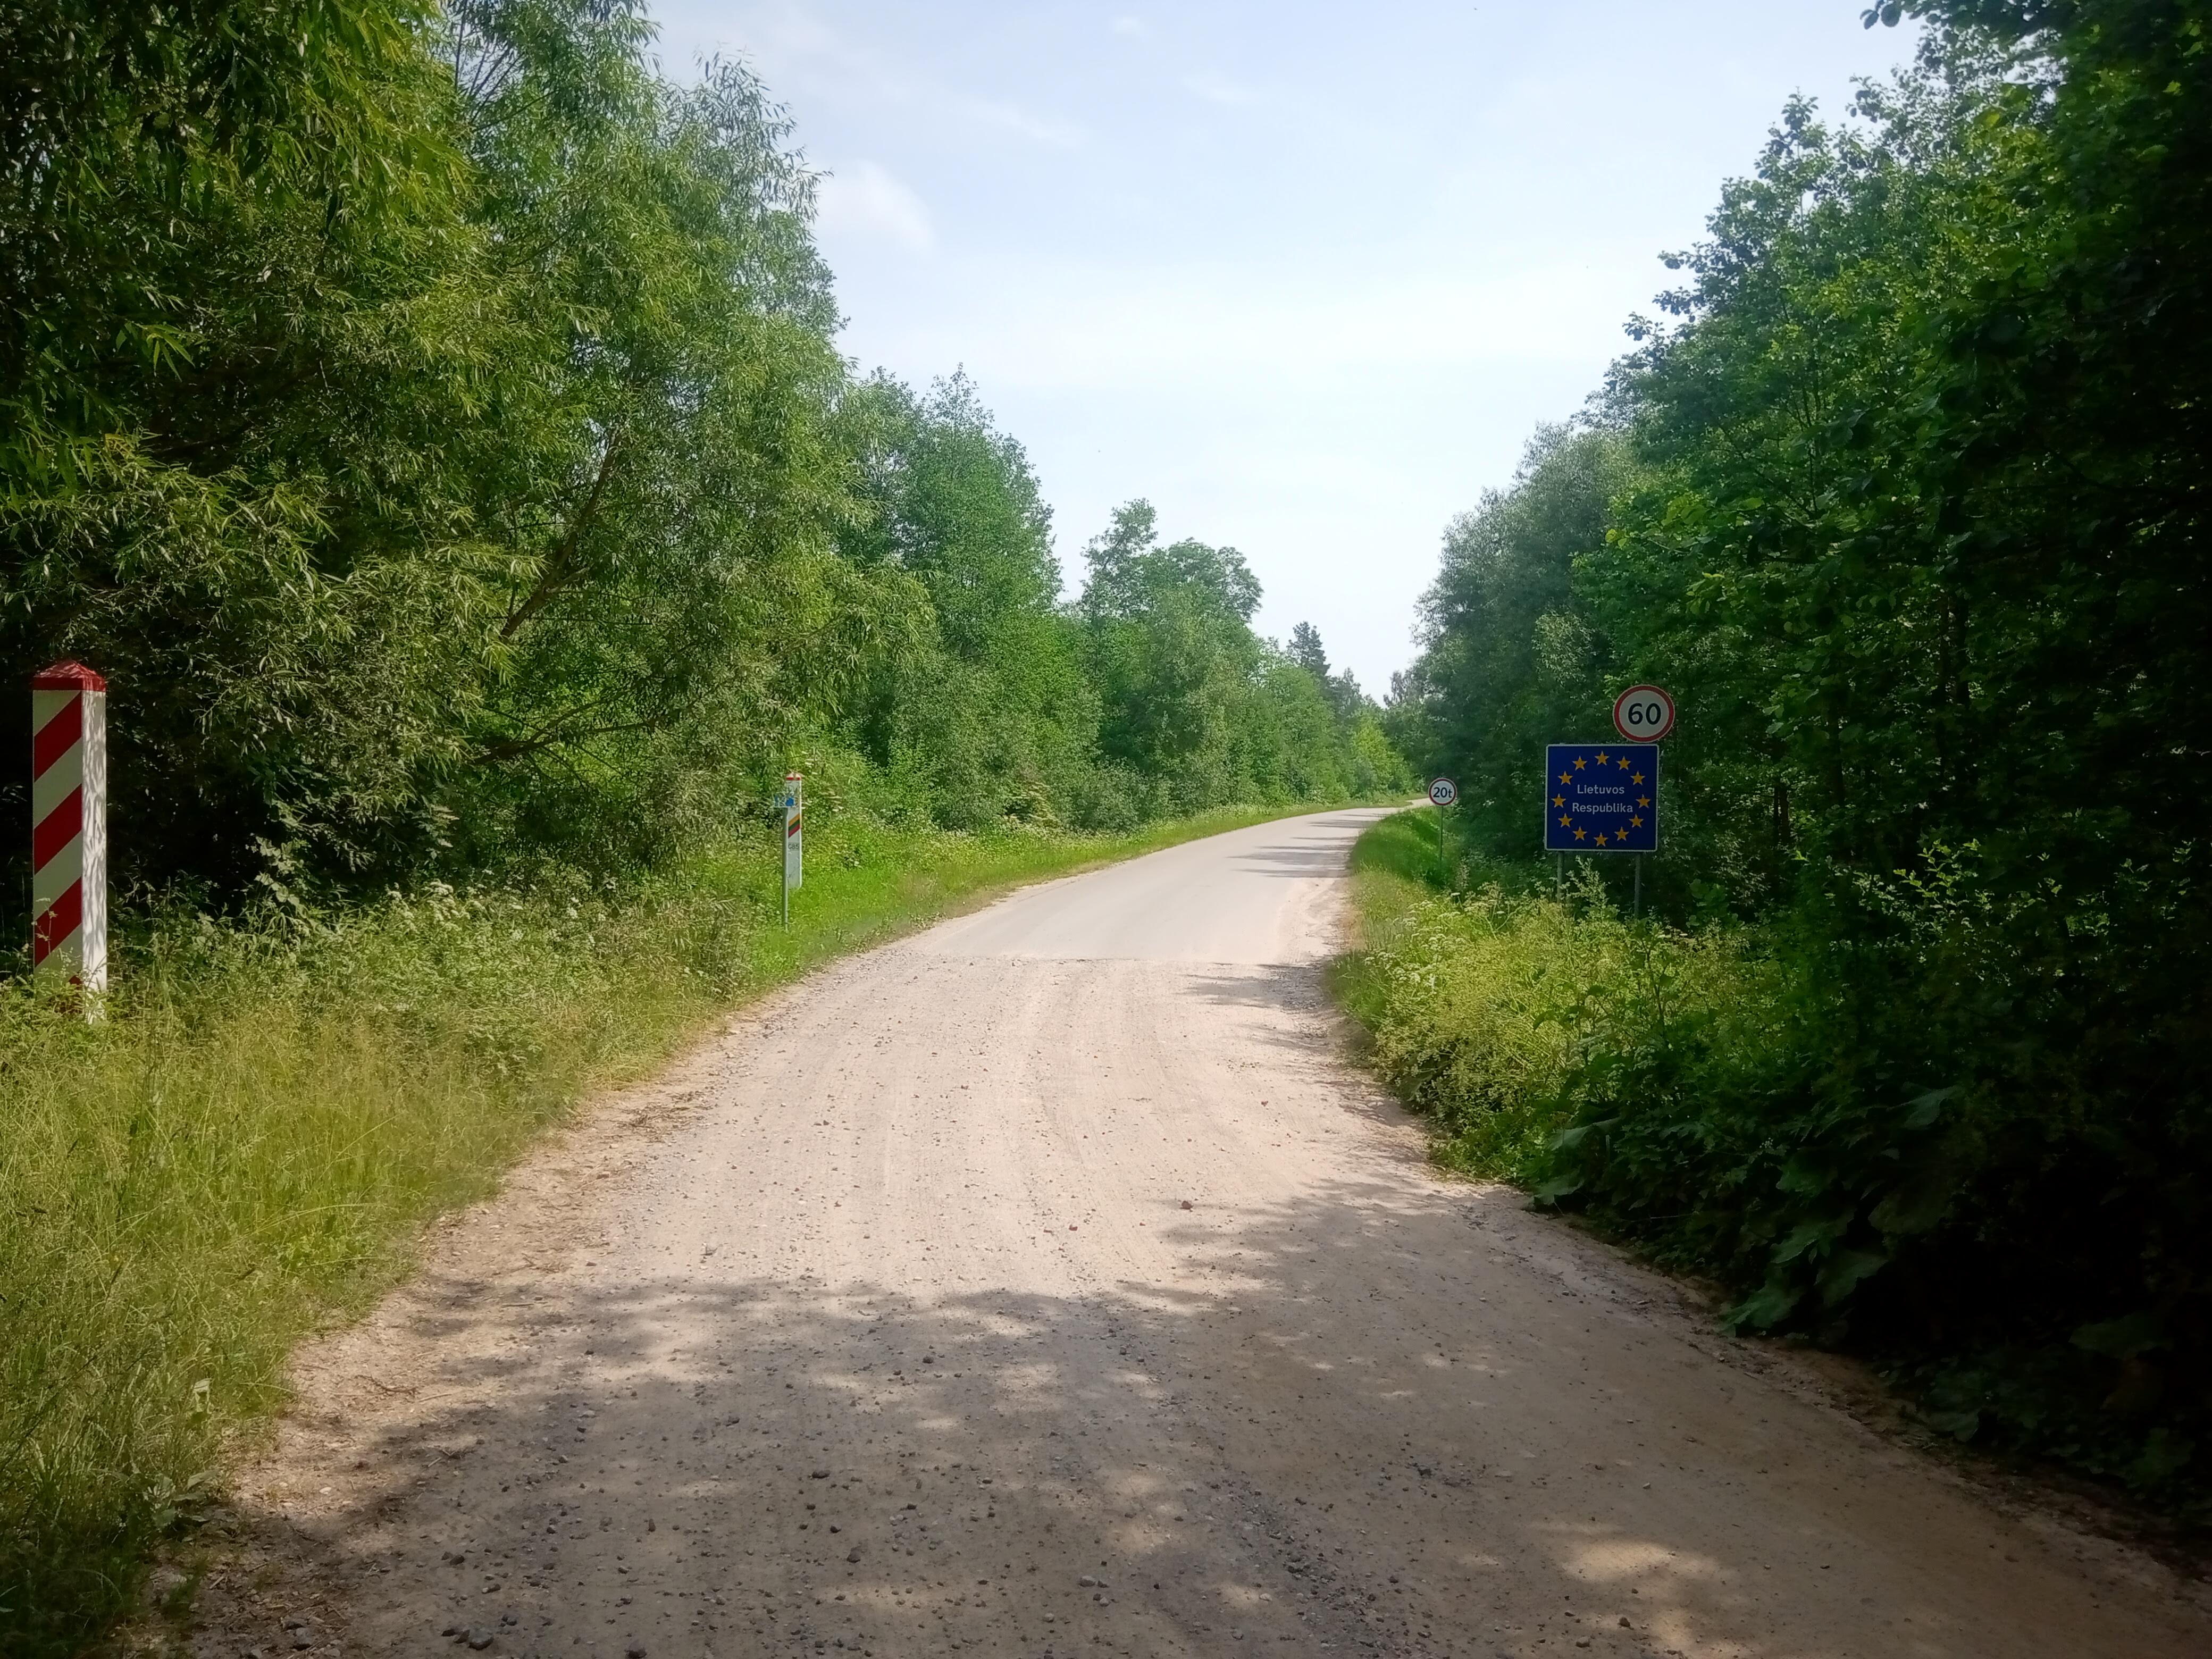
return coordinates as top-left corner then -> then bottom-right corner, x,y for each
0,0 -> 1407,896
1390,5 -> 2211,1503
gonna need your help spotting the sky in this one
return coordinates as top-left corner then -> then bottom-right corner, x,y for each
646,1 -> 1922,698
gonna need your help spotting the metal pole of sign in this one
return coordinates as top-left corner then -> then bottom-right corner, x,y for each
1555,854 -> 1564,898
1634,853 -> 1643,919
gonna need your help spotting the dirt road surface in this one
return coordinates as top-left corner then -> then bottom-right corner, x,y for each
190,809 -> 2210,1659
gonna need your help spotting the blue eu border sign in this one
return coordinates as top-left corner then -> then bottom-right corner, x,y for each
1545,743 -> 1658,853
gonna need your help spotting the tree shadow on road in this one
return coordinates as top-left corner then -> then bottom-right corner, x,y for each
184,1147 -> 2132,1659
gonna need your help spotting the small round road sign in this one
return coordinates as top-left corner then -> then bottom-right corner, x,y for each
1613,684 -> 1676,742
1427,777 -> 1459,808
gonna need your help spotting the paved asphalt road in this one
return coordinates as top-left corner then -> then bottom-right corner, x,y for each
194,809 -> 2209,1659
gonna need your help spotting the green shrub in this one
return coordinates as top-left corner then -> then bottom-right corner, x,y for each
1341,810 -> 2212,1519
1343,812 -> 1777,1184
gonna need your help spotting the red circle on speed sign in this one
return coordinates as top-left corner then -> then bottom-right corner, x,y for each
1613,684 -> 1676,742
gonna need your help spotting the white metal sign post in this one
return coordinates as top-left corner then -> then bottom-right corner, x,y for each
1621,686 -> 1674,915
781,772 -> 802,928
31,660 -> 108,998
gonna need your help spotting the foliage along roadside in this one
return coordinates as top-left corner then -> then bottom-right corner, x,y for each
1380,2 -> 2209,1519
1,0 -> 1404,907
0,796 -> 1357,1653
1338,807 -> 2210,1524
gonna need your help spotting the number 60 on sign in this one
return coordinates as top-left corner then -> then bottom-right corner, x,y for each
1613,684 -> 1675,741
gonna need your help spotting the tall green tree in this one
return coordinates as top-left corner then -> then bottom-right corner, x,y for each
1078,501 -> 1401,813
0,0 -> 869,886
835,373 -> 1096,826
440,2 -> 862,860
1395,8 -> 2212,1496
2,0 -> 498,884
1081,500 -> 1263,800
0,0 -> 1403,902
1288,620 -> 1368,723
1389,425 -> 1630,854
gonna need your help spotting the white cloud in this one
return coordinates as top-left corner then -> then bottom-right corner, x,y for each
959,98 -> 1085,147
664,2 -> 1082,150
648,0 -> 1930,695
874,260 -> 1641,393
1183,71 -> 1260,107
815,161 -> 934,253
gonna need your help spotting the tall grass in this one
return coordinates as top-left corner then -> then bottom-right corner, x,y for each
0,803 -> 1306,1652
1336,810 -> 2212,1518
1333,807 -> 1775,1182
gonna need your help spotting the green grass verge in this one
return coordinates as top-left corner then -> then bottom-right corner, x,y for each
1331,806 -> 1589,1178
0,802 -> 1333,1653
1333,806 -> 1759,1182
1336,810 -> 2212,1521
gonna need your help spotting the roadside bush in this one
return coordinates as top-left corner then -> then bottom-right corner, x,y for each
1545,848 -> 2212,1515
1344,809 -> 2212,1517
1345,813 -> 1780,1186
1376,2 -> 2212,1516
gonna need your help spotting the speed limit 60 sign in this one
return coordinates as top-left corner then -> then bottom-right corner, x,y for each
1613,684 -> 1676,742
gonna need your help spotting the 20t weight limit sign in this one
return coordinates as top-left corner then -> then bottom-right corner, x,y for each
1613,684 -> 1675,742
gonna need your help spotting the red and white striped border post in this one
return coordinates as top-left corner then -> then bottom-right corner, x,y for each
31,660 -> 107,994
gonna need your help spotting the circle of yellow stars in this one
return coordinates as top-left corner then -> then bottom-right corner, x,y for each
1553,749 -> 1652,847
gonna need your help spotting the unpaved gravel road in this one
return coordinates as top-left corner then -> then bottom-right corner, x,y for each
186,809 -> 2209,1659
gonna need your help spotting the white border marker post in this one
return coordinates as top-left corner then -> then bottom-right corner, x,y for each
781,772 -> 802,928
31,659 -> 108,996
